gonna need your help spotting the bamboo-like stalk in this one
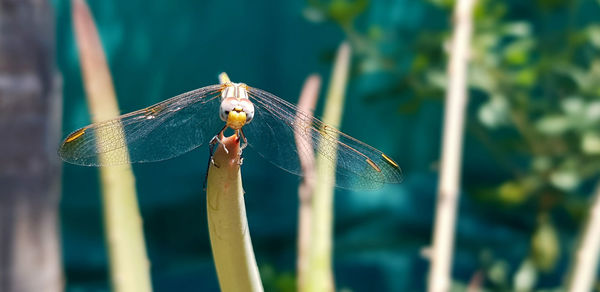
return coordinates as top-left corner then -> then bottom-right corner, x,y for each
294,75 -> 322,292
567,182 -> 600,292
428,0 -> 476,292
305,42 -> 351,292
72,1 -> 152,291
206,72 -> 263,292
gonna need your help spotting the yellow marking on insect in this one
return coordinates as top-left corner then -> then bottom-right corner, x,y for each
146,105 -> 163,115
227,106 -> 247,130
366,158 -> 381,172
381,153 -> 399,168
318,124 -> 330,136
65,128 -> 86,143
141,105 -> 164,119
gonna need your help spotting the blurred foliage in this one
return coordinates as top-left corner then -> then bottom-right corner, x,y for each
305,0 -> 410,81
305,0 -> 600,290
260,265 -> 296,292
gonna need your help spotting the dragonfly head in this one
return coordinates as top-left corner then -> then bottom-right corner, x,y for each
220,83 -> 255,129
220,96 -> 255,130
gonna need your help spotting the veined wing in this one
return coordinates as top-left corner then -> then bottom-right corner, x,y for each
59,85 -> 223,166
244,87 -> 403,190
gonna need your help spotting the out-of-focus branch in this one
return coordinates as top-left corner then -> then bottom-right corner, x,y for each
0,0 -> 62,291
294,74 -> 322,292
306,42 -> 351,292
72,0 -> 152,291
567,182 -> 600,292
428,0 -> 476,291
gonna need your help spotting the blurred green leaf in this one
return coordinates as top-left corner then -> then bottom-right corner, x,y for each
536,0 -> 572,10
561,96 -> 585,116
260,265 -> 296,292
426,0 -> 455,9
586,101 -> 600,122
328,0 -> 369,25
513,258 -> 537,292
498,180 -> 529,204
550,169 -> 580,191
531,216 -> 560,271
488,260 -> 509,286
469,66 -> 495,91
514,68 -> 536,87
426,69 -> 447,90
532,156 -> 552,173
535,115 -> 571,136
501,22 -> 532,37
503,39 -> 534,65
587,25 -> 600,49
477,95 -> 510,128
582,132 -> 600,154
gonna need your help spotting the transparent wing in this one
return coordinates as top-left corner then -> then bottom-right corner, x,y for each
59,84 -> 224,166
245,87 -> 403,190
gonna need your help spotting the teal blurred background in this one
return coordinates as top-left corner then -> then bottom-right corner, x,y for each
54,0 -> 600,291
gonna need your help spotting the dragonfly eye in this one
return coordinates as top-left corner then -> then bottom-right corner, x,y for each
220,98 -> 237,122
219,108 -> 229,122
240,99 -> 255,124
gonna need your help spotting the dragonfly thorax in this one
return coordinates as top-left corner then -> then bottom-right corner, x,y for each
219,83 -> 255,129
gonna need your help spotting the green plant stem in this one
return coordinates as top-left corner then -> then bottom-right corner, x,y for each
71,0 -> 152,291
295,74 -> 322,292
306,42 -> 351,292
206,72 -> 263,292
206,134 -> 263,292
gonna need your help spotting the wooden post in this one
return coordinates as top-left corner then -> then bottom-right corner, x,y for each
0,0 -> 63,291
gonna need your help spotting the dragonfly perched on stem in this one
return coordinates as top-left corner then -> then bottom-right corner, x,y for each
59,81 -> 403,189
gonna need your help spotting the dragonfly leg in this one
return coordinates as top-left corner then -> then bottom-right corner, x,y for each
203,141 -> 217,191
209,125 -> 229,156
204,126 -> 227,191
236,129 -> 247,166
208,125 -> 228,168
208,140 -> 220,168
239,128 -> 248,150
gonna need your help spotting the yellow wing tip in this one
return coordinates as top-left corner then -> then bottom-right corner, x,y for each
381,153 -> 399,168
65,128 -> 86,143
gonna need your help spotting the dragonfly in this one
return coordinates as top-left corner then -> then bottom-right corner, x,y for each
59,81 -> 403,189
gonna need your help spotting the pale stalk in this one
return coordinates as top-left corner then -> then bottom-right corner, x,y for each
294,75 -> 322,292
72,0 -> 152,291
428,0 -> 476,292
206,73 -> 263,292
567,181 -> 600,292
306,42 -> 351,292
